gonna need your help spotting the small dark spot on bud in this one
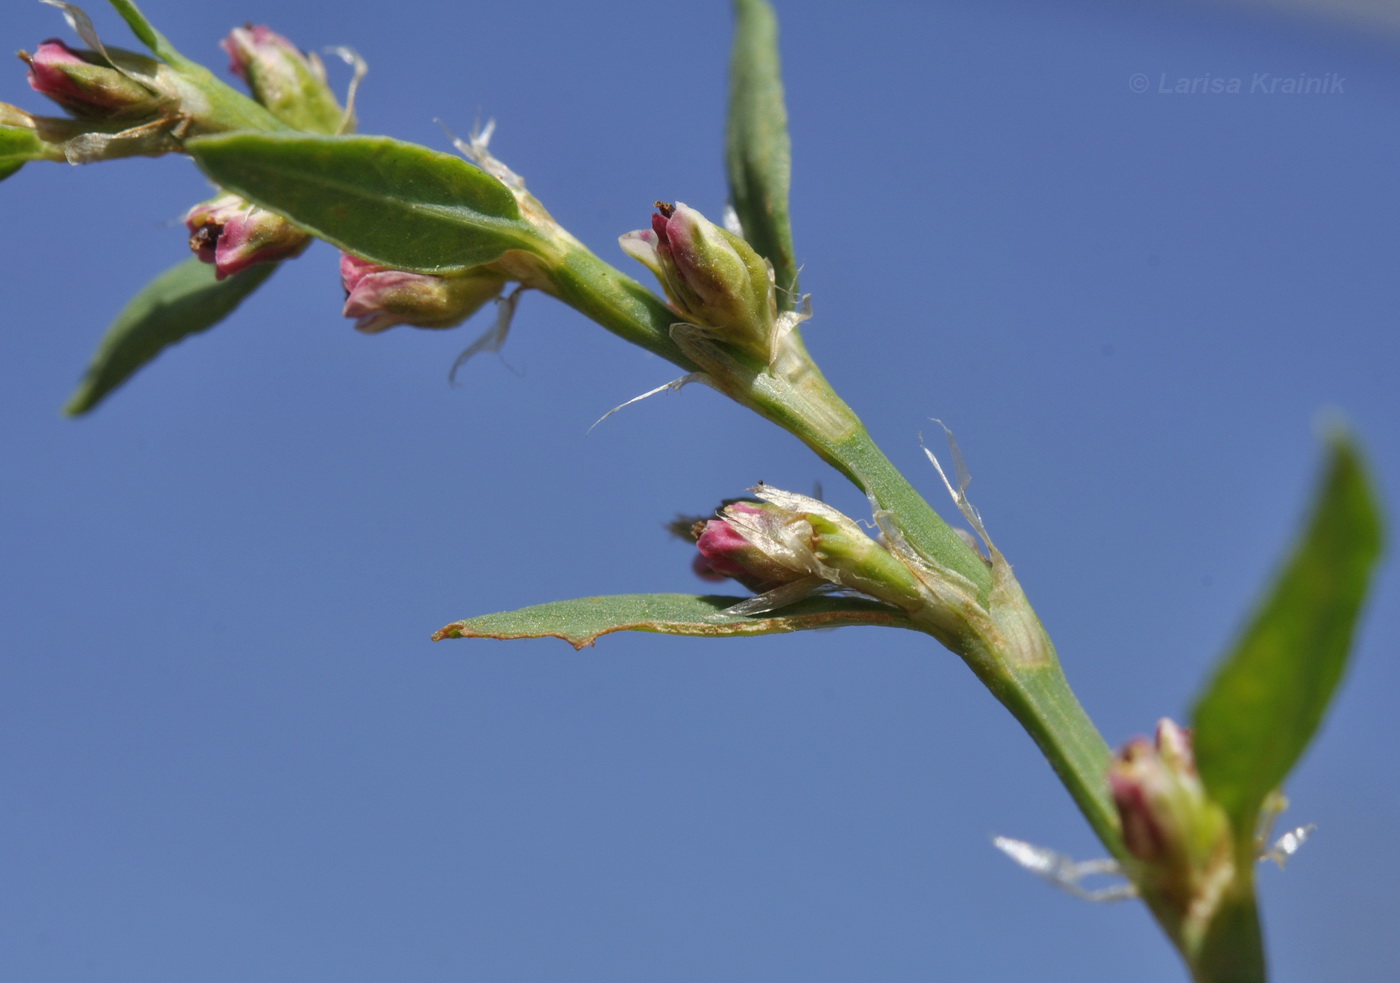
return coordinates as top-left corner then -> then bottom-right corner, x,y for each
654,201 -> 675,218
189,224 -> 220,251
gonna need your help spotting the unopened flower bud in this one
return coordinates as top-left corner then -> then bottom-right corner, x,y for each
20,39 -> 163,120
1109,719 -> 1232,907
340,254 -> 508,334
620,201 -> 777,361
186,194 -> 311,279
222,25 -> 344,133
694,502 -> 809,593
690,487 -> 927,608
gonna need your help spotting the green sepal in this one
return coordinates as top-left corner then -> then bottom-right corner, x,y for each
432,593 -> 916,650
188,133 -> 543,273
244,60 -> 344,136
1191,431 -> 1384,837
727,0 -> 799,305
65,257 -> 275,415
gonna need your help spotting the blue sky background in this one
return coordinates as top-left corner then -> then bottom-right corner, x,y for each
3,1 -> 1397,980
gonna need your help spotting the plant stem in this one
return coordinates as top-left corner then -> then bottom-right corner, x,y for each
547,243 -> 993,594
545,242 -> 695,368
981,652 -> 1121,853
546,240 -> 1123,857
829,422 -> 993,597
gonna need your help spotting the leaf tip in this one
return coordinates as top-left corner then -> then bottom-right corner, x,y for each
431,622 -> 465,641
1315,415 -> 1385,553
61,389 -> 93,417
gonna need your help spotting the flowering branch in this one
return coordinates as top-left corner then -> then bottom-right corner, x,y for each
3,1 -> 1384,980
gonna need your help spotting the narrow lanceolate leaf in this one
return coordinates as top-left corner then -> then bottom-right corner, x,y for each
433,593 -> 916,650
65,257 -> 274,415
103,0 -> 181,63
727,0 -> 799,305
1192,432 -> 1384,835
188,133 -> 541,274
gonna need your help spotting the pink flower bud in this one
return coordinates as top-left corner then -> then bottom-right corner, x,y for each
221,26 -> 344,134
340,254 -> 508,334
1109,719 -> 1232,907
223,26 -> 285,84
688,488 -> 929,611
694,503 -> 801,593
620,202 -> 777,361
186,194 -> 311,280
20,39 -> 163,120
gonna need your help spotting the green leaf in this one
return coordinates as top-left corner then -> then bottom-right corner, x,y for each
104,0 -> 164,55
432,593 -> 917,650
1192,431 -> 1384,834
65,257 -> 275,415
103,0 -> 180,63
0,126 -> 59,179
727,0 -> 799,306
187,133 -> 541,274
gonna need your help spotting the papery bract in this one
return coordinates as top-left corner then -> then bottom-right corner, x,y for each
694,502 -> 804,592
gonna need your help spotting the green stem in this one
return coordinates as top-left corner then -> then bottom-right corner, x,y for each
547,243 -> 992,595
545,243 -> 695,368
545,240 -> 1123,859
981,652 -> 1121,853
175,63 -> 288,134
829,422 -> 993,598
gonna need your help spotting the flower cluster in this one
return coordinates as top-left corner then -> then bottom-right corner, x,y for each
1109,719 -> 1233,910
686,486 -> 933,615
179,26 -> 340,280
180,25 -> 504,332
621,201 -> 778,363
